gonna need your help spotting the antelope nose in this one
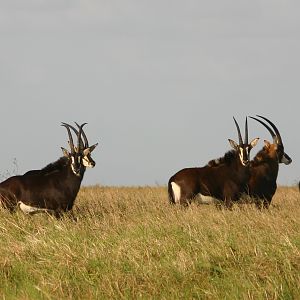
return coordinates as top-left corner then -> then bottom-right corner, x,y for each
242,159 -> 250,166
281,153 -> 292,165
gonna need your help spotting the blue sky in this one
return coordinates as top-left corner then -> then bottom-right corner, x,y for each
0,1 -> 299,186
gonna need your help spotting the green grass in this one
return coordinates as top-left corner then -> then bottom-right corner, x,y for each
1,186 -> 300,299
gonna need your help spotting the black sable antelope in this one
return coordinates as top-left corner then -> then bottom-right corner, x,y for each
0,122 -> 98,217
168,117 -> 259,207
248,115 -> 292,208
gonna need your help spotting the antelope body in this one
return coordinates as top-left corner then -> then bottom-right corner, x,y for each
0,122 -> 98,217
168,118 -> 259,207
248,115 -> 292,207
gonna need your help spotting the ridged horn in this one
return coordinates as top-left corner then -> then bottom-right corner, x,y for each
75,122 -> 89,148
61,122 -> 85,151
244,117 -> 248,144
77,123 -> 87,152
249,116 -> 279,145
256,115 -> 283,145
61,123 -> 75,154
233,116 -> 243,145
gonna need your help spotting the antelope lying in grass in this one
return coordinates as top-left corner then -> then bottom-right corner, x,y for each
0,122 -> 98,217
168,117 -> 259,207
248,115 -> 292,208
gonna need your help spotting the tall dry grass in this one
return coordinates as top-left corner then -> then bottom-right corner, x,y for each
0,185 -> 299,299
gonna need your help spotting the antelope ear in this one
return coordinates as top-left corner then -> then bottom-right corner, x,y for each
250,138 -> 259,148
264,140 -> 271,148
83,148 -> 90,156
228,139 -> 238,150
61,147 -> 70,157
84,143 -> 98,155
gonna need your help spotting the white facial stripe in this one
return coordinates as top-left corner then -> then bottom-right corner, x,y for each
82,157 -> 90,167
82,156 -> 89,166
171,182 -> 181,204
82,156 -> 95,168
71,163 -> 81,176
239,149 -> 245,165
239,147 -> 250,166
71,154 -> 95,173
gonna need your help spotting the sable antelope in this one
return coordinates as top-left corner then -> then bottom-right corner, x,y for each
248,115 -> 292,208
168,117 -> 259,207
0,122 -> 98,217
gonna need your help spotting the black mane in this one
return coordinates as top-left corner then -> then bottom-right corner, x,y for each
250,147 -> 272,167
206,150 -> 237,167
24,157 -> 69,177
41,157 -> 69,173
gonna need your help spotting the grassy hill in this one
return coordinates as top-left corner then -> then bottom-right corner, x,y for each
1,186 -> 299,299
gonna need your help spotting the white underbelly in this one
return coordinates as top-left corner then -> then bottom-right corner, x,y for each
17,201 -> 55,215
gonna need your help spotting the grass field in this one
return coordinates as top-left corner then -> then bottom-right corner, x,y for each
0,185 -> 300,299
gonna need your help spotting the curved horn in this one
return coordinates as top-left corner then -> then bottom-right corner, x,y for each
75,122 -> 89,148
61,123 -> 75,154
249,116 -> 277,144
233,117 -> 243,145
256,115 -> 283,145
244,117 -> 248,144
61,122 -> 85,150
77,123 -> 87,152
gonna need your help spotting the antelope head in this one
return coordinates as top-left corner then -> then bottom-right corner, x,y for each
228,117 -> 259,166
61,122 -> 98,176
249,115 -> 292,165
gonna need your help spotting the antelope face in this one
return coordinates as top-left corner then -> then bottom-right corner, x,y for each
239,145 -> 251,166
249,115 -> 292,166
276,144 -> 292,165
229,139 -> 259,166
230,116 -> 259,167
61,122 -> 98,176
82,144 -> 98,168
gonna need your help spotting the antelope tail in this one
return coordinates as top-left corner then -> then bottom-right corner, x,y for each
168,179 -> 175,204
